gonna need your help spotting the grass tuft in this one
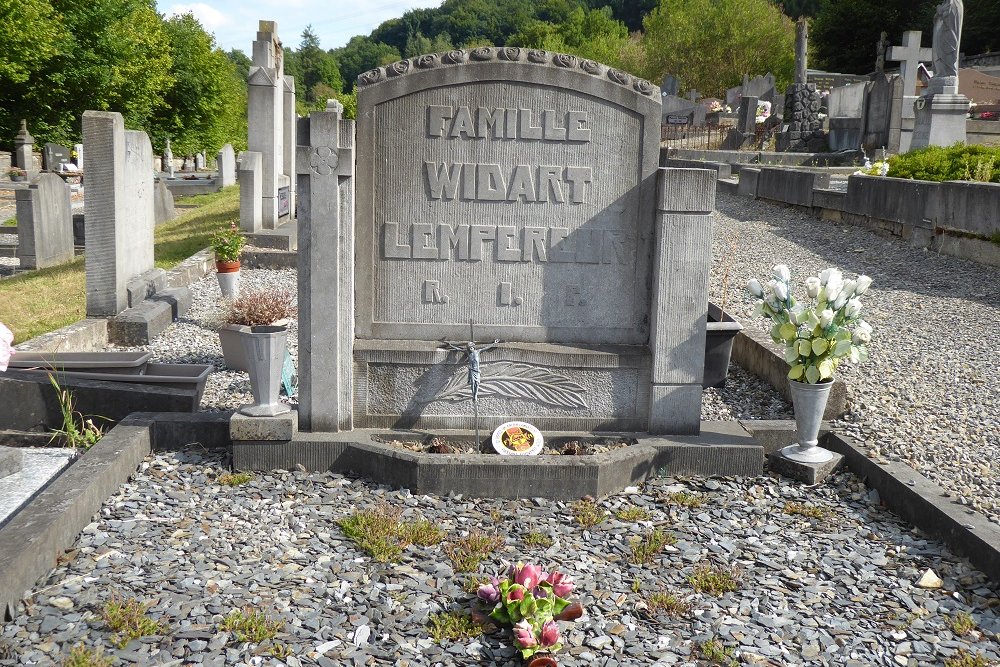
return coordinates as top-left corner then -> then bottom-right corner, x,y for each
944,649 -> 990,667
699,638 -> 737,666
616,506 -> 651,522
406,519 -> 446,547
947,611 -> 977,637
628,528 -> 676,565
783,501 -> 829,519
663,491 -> 705,508
102,596 -> 166,649
219,607 -> 283,643
218,472 -> 253,487
645,591 -> 691,617
522,531 -> 554,549
688,564 -> 741,596
444,531 -> 504,572
571,499 -> 608,528
62,644 -> 112,667
338,504 -> 445,562
427,611 -> 484,643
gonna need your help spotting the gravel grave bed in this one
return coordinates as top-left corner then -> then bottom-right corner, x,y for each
2,450 -> 999,666
708,193 -> 1000,527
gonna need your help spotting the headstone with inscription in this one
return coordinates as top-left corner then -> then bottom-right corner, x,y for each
43,143 -> 72,172
15,173 -> 74,269
295,49 -> 715,436
959,68 -> 1000,105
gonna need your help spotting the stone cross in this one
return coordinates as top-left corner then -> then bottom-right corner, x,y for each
888,31 -> 933,98
296,106 -> 355,432
687,89 -> 700,102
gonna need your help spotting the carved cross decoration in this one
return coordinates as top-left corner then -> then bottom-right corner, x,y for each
887,31 -> 933,97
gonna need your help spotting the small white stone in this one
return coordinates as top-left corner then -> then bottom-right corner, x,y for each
353,624 -> 371,646
916,568 -> 943,589
49,597 -> 74,610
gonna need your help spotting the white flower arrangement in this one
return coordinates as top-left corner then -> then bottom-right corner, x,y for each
748,266 -> 873,384
755,100 -> 771,124
854,147 -> 890,177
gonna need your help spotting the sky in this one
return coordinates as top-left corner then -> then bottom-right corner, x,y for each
157,0 -> 444,53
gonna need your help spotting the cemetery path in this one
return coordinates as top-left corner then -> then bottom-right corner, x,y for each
711,192 -> 1000,528
2,449 -> 999,665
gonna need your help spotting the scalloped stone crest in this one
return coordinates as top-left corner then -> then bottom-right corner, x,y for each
354,49 -> 659,98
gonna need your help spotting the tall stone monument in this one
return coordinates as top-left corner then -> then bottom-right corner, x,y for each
13,121 -> 35,176
246,20 -> 296,229
779,19 -> 825,152
294,49 -> 714,436
911,0 -> 971,149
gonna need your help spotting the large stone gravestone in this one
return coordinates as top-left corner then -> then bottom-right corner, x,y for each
959,68 -> 1000,105
43,143 -> 72,172
864,74 -> 904,151
297,49 -> 715,435
827,80 -> 872,151
15,173 -> 74,269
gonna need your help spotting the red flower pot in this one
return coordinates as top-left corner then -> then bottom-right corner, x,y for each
527,654 -> 558,667
216,259 -> 241,273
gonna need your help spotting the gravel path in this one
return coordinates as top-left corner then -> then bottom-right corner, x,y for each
2,449 -> 998,666
709,192 -> 1000,526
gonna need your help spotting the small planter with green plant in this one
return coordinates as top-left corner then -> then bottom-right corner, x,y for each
211,221 -> 246,299
7,167 -> 26,182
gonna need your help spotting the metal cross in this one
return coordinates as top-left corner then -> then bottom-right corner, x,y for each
441,320 -> 502,446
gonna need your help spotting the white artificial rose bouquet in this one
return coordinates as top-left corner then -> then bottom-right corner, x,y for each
748,266 -> 872,384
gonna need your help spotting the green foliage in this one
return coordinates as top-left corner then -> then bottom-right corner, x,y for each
335,35 -> 402,92
699,638 -> 738,666
640,0 -> 795,97
522,531 -> 554,548
218,472 -> 253,486
645,591 -> 691,617
62,644 -> 112,667
427,611 -> 484,643
0,0 -> 67,86
947,611 -> 977,636
48,374 -> 105,450
571,498 -> 608,528
219,608 -> 283,643
615,506 -> 651,522
887,144 -> 1000,183
688,564 -> 741,596
811,0 -> 997,74
628,528 -> 676,564
944,649 -> 990,667
102,596 -> 166,648
444,531 -> 504,572
149,13 -> 247,154
511,5 -> 633,70
783,501 -> 829,519
209,221 -> 246,262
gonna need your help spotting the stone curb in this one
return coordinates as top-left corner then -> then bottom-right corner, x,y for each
0,423 -> 151,621
242,249 -> 297,269
823,431 -> 1000,584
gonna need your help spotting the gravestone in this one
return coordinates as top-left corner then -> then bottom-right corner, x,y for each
82,111 -> 155,316
239,151 -> 263,233
661,74 -> 679,97
864,73 -> 904,151
163,138 -> 174,177
827,81 -> 872,151
727,73 -> 777,107
246,20 -> 296,229
154,180 -> 176,225
911,0 -> 970,150
297,48 -> 713,436
217,143 -> 237,186
195,151 -> 206,171
43,143 -> 72,172
959,68 -> 1000,105
74,143 -> 83,167
15,173 -> 74,269
661,95 -> 706,125
13,121 -> 34,176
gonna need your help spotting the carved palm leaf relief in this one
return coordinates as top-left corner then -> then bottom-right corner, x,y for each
435,362 -> 589,409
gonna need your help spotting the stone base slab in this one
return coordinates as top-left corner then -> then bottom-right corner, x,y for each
768,448 -> 843,484
109,299 -> 173,345
231,421 -> 764,499
0,447 -> 22,479
245,221 -> 297,251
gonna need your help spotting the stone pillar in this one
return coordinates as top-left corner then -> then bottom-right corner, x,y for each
296,101 -> 355,432
13,120 -> 34,176
82,111 -> 156,316
248,20 -> 284,229
794,17 -> 808,85
283,76 -> 297,217
217,143 -> 236,187
739,95 -> 759,135
15,173 -> 74,269
647,168 -> 714,435
779,84 -> 826,152
239,151 -> 263,233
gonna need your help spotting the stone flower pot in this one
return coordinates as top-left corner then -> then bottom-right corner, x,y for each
781,379 -> 834,463
218,324 -> 252,371
240,324 -> 291,417
704,302 -> 743,388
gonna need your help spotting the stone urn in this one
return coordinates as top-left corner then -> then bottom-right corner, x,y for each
781,379 -> 834,462
240,325 -> 291,417
215,259 -> 241,299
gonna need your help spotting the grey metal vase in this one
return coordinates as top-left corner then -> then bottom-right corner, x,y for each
781,379 -> 834,463
240,325 -> 291,417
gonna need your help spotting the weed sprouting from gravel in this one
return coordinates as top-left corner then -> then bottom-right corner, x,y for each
663,491 -> 705,508
406,519 -> 445,546
699,638 -> 737,666
445,531 -> 504,572
783,501 -> 829,520
944,649 -> 990,667
220,608 -> 283,643
948,611 -> 978,637
102,596 -> 166,648
62,644 -> 112,667
571,499 -> 608,528
616,506 -> 651,522
629,528 -> 676,565
645,591 -> 692,617
338,504 -> 445,561
427,611 -> 484,643
688,564 -> 741,596
522,531 -> 554,548
218,472 -> 253,486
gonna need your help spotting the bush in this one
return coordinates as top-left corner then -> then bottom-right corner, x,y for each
887,144 -> 1000,183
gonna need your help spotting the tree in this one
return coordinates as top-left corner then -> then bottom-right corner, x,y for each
298,25 -> 343,103
148,12 -> 246,154
640,0 -> 795,97
334,36 -> 401,92
1,0 -> 173,147
510,6 -> 632,69
225,48 -> 252,82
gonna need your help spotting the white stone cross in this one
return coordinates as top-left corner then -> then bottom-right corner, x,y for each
887,31 -> 933,98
